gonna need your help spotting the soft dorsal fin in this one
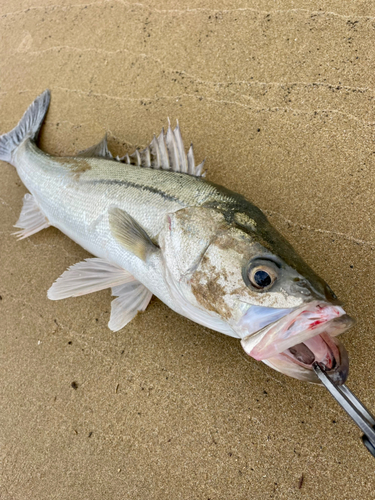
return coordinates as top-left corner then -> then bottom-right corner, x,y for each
77,134 -> 113,159
119,121 -> 206,177
108,207 -> 159,261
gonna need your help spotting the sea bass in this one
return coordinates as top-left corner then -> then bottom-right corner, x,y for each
0,90 -> 354,384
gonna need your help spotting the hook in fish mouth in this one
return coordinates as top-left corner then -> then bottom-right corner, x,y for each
239,302 -> 354,384
279,331 -> 350,385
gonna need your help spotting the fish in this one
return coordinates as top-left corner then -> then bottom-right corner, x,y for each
0,90 -> 354,384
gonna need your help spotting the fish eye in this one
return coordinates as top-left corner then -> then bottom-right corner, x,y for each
252,269 -> 271,288
246,261 -> 278,291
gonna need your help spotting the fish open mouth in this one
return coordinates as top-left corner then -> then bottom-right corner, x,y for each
240,301 -> 354,384
277,331 -> 350,384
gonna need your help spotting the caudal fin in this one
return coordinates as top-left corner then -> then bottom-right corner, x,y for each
0,89 -> 50,163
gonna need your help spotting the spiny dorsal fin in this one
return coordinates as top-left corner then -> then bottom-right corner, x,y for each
119,122 -> 206,177
77,134 -> 113,159
108,207 -> 159,261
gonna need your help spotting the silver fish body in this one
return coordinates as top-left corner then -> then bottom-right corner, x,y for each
13,139 -> 272,331
0,90 -> 354,383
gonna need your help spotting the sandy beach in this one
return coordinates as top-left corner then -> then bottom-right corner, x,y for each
1,1 -> 375,498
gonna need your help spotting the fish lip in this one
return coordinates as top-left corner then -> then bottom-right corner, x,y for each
241,301 -> 354,361
240,302 -> 354,383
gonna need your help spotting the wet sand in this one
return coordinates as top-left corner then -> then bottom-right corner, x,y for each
1,1 -> 375,498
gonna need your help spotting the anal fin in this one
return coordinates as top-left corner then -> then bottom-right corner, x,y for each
14,193 -> 50,240
109,281 -> 153,331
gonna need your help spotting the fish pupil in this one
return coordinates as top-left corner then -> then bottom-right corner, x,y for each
254,270 -> 271,287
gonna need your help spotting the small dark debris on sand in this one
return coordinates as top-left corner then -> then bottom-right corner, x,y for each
298,473 -> 304,489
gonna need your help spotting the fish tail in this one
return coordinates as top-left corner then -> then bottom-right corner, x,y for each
0,89 -> 50,164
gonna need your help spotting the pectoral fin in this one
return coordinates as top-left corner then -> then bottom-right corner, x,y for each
47,258 -> 133,300
14,193 -> 50,239
109,281 -> 153,331
108,207 -> 159,261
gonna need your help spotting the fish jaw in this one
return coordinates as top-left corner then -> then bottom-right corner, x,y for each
239,301 -> 354,384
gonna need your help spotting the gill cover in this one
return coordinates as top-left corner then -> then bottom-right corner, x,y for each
159,206 -> 312,326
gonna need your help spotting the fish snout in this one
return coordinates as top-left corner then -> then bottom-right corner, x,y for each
291,278 -> 312,297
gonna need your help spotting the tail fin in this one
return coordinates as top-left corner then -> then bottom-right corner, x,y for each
0,89 -> 50,163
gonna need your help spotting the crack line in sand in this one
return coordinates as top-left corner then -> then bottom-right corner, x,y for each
7,45 -> 374,96
2,87 -> 375,125
2,1 -> 375,23
265,209 -> 375,247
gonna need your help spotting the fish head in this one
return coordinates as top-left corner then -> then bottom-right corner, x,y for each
159,205 -> 354,384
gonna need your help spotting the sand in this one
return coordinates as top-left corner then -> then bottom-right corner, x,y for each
1,1 -> 375,498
